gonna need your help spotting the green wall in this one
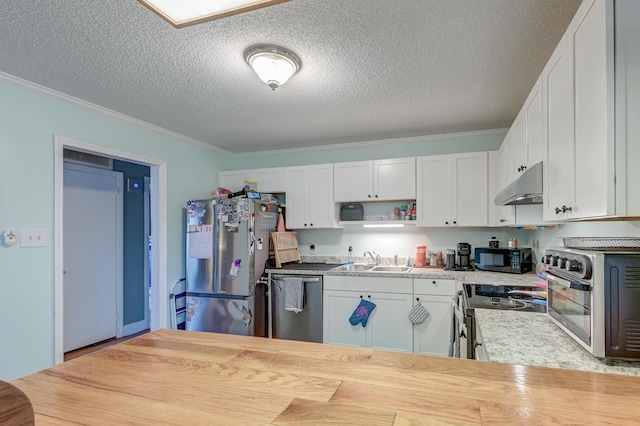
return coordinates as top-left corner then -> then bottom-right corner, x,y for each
223,129 -> 505,170
0,78 -> 228,380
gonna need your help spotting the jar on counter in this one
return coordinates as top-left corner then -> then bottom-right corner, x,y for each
508,238 -> 518,249
415,244 -> 427,267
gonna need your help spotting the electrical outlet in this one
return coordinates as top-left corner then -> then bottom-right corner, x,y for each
310,244 -> 317,255
21,228 -> 48,247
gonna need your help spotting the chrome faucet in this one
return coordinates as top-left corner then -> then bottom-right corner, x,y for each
394,254 -> 399,266
363,251 -> 380,265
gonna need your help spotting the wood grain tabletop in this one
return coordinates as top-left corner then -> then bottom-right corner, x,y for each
11,329 -> 640,425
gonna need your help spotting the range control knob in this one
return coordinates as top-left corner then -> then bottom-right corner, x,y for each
551,256 -> 560,267
565,259 -> 582,272
557,257 -> 568,268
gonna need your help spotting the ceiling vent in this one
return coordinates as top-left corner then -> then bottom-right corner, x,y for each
63,149 -> 112,170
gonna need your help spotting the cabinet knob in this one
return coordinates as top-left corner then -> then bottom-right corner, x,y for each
368,194 -> 372,198
432,280 -> 436,284
415,297 -> 420,301
367,295 -> 371,299
304,223 -> 308,227
310,223 -> 313,227
499,219 -> 506,223
555,207 -> 562,214
453,221 -> 457,225
561,205 -> 572,213
374,195 -> 378,198
445,221 -> 449,225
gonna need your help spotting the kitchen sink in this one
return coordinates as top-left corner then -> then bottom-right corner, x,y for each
331,264 -> 376,272
368,265 -> 413,273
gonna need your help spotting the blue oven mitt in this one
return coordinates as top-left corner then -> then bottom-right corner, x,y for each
349,299 -> 376,327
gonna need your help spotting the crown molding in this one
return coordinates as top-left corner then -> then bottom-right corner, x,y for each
0,71 -> 233,155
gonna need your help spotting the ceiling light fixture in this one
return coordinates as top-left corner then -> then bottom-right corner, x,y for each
244,44 -> 301,90
138,0 -> 291,28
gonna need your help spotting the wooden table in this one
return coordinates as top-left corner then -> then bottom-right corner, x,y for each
12,329 -> 640,425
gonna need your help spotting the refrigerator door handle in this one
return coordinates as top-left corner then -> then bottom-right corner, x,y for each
232,301 -> 252,326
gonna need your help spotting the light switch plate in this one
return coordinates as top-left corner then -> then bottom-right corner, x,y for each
21,228 -> 48,247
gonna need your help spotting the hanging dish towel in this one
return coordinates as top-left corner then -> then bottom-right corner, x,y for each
277,213 -> 286,232
408,303 -> 429,325
349,299 -> 376,327
283,276 -> 304,313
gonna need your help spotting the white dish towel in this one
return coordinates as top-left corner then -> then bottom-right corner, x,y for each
284,276 -> 304,313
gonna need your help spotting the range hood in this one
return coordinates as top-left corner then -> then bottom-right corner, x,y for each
494,161 -> 543,206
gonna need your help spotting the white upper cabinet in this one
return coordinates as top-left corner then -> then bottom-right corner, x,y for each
334,158 -> 416,202
512,76 -> 543,178
543,0 -> 628,221
542,28 -> 574,220
417,152 -> 488,227
219,167 -> 284,193
488,150 -> 514,226
284,164 -> 334,229
570,0 -> 614,219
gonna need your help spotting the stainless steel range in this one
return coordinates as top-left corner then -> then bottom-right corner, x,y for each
541,243 -> 640,362
460,284 -> 545,359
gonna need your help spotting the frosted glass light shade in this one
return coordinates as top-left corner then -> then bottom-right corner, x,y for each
244,45 -> 301,90
139,0 -> 291,28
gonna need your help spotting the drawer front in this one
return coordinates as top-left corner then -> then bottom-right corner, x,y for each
413,279 -> 456,296
324,276 -> 412,293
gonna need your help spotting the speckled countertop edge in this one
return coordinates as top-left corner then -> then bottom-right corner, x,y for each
475,309 -> 640,376
266,256 -> 540,285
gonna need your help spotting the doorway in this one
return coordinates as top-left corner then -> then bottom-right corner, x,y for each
53,136 -> 168,365
63,163 -> 123,352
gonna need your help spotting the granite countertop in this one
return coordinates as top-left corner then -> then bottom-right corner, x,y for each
267,256 -> 541,285
475,309 -> 640,376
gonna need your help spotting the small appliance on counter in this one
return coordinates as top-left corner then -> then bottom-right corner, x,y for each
475,247 -> 533,274
457,242 -> 472,270
542,238 -> 640,361
443,243 -> 474,271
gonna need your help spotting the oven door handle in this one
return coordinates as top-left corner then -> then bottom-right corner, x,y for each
549,275 -> 591,291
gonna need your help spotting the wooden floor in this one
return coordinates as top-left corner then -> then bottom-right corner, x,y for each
14,329 -> 640,425
63,330 -> 149,361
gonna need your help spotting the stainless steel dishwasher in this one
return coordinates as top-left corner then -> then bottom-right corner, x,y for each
270,275 -> 323,343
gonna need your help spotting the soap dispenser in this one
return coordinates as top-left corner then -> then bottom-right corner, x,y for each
347,246 -> 354,265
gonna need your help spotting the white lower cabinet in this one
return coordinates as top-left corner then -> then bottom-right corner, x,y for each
412,279 -> 456,356
323,276 -> 455,355
323,276 -> 413,352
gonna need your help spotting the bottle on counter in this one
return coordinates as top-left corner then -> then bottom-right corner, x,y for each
347,246 -> 354,265
415,244 -> 427,267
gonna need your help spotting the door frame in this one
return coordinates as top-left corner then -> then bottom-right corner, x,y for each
53,135 -> 168,365
63,162 -> 124,344
123,175 -> 151,335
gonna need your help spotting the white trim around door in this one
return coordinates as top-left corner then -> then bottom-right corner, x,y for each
54,136 -> 168,365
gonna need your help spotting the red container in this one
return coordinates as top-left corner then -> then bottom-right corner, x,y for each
415,244 -> 427,267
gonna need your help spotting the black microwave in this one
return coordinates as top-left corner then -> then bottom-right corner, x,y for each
474,247 -> 533,274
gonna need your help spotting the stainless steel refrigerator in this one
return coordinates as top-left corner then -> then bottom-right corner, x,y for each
185,198 -> 279,336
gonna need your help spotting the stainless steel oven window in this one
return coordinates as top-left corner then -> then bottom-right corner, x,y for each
548,275 -> 591,346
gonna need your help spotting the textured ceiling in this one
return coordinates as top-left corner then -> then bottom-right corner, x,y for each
0,0 -> 582,154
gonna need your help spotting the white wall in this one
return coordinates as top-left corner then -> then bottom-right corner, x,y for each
0,76 -> 229,380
